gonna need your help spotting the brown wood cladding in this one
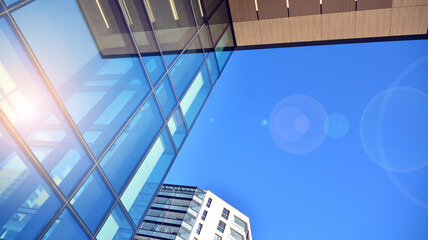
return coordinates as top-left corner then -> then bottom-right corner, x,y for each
358,0 -> 393,10
289,0 -> 320,17
258,0 -> 288,19
228,0 -> 258,22
323,0 -> 355,13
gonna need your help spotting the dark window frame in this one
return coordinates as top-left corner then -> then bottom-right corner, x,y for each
196,223 -> 203,235
201,210 -> 208,220
217,220 -> 226,233
221,208 -> 230,220
206,198 -> 212,207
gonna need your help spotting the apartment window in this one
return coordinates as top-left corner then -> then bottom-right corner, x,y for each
221,208 -> 230,220
217,221 -> 226,233
206,198 -> 212,207
196,223 -> 203,235
214,234 -> 222,240
234,216 -> 248,232
201,210 -> 208,220
230,228 -> 244,240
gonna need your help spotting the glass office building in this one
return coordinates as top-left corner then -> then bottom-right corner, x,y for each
0,0 -> 234,239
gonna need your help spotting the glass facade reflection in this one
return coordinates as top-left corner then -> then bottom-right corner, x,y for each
0,0 -> 234,239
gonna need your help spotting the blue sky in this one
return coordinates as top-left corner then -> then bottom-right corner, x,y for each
165,39 -> 428,239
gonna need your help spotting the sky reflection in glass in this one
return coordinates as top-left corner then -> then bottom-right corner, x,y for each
12,0 -> 151,159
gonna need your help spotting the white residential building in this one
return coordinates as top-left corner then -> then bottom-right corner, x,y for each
135,184 -> 252,240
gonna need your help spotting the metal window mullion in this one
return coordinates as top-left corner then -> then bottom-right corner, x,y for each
115,124 -> 174,229
116,123 -> 170,200
117,0 -> 181,154
176,48 -> 211,103
0,109 -> 94,239
38,164 -> 100,239
189,0 -> 207,56
1,0 -> 31,12
5,13 -> 98,164
2,12 -> 97,239
184,73 -> 216,132
164,24 -> 206,71
205,51 -> 216,89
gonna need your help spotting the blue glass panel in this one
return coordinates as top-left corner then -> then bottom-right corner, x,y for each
168,108 -> 187,149
0,18 -> 92,197
163,53 -> 180,67
0,123 -> 61,239
207,52 -> 220,85
97,204 -> 134,240
169,38 -> 205,99
12,0 -> 151,159
42,208 -> 89,240
142,55 -> 166,86
180,65 -> 212,128
100,95 -> 164,194
155,76 -> 177,118
71,170 -> 114,233
3,0 -> 20,7
214,25 -> 234,72
121,129 -> 176,225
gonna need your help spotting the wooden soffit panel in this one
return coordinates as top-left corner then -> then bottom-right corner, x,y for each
259,18 -> 291,44
233,21 -> 262,46
289,0 -> 320,17
355,8 -> 392,38
358,0 -> 393,10
290,15 -> 322,42
258,0 -> 288,19
229,0 -> 258,22
393,0 -> 428,7
323,0 -> 355,13
390,5 -> 428,35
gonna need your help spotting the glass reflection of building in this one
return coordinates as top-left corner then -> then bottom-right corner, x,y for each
0,0 -> 234,239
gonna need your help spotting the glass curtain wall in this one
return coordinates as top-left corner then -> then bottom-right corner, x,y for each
0,0 -> 234,239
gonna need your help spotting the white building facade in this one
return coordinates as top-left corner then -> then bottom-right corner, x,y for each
189,190 -> 252,240
135,184 -> 252,240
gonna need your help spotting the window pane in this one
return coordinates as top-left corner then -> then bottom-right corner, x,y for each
0,123 -> 61,239
234,216 -> 248,232
121,129 -> 176,225
71,170 -> 114,233
207,52 -> 220,84
144,0 -> 198,66
155,76 -> 177,118
217,221 -> 226,233
42,208 -> 89,240
230,228 -> 244,240
168,108 -> 187,149
170,37 -> 205,99
199,25 -> 215,57
221,208 -> 229,220
180,65 -> 212,128
207,0 -> 230,46
97,204 -> 134,240
214,25 -> 234,72
120,0 -> 167,85
100,95 -> 164,193
0,17 -> 92,197
12,0 -> 151,159
3,0 -> 20,7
